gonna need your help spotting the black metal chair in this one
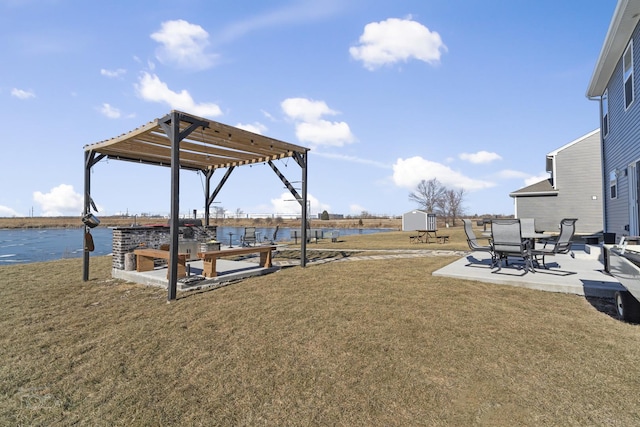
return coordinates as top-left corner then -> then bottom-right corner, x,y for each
531,218 -> 578,268
491,219 -> 534,272
241,227 -> 257,246
463,219 -> 496,266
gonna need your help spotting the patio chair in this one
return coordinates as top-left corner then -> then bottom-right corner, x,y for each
520,218 -> 536,238
463,219 -> 495,265
491,219 -> 534,272
531,218 -> 578,268
241,227 -> 257,247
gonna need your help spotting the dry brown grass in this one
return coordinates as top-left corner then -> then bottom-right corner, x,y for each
1,232 -> 640,425
291,228 -> 466,252
0,216 -> 402,230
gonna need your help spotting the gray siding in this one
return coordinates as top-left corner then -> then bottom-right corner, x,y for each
515,196 -> 560,233
603,22 -> 640,234
513,131 -> 603,235
553,132 -> 603,233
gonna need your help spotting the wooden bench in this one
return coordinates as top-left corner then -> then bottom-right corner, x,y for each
437,235 -> 450,244
409,234 -> 422,243
197,245 -> 276,278
134,248 -> 188,278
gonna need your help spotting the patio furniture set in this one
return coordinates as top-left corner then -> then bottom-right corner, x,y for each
134,227 -> 276,279
408,214 -> 449,244
463,218 -> 578,273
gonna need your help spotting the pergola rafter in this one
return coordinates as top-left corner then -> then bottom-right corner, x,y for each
82,110 -> 310,300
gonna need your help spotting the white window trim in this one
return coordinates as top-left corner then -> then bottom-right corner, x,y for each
610,170 -> 618,200
624,40 -> 634,110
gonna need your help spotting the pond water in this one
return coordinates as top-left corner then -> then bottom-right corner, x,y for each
0,226 -> 393,265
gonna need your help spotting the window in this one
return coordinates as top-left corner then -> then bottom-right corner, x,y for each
602,89 -> 609,136
624,41 -> 634,109
610,170 -> 618,199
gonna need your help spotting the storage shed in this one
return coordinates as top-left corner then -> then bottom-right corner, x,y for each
402,210 -> 437,232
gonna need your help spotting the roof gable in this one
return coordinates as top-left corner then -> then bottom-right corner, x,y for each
546,129 -> 600,157
509,179 -> 558,197
587,0 -> 640,97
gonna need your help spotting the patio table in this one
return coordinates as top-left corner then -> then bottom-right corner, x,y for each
522,232 -> 552,250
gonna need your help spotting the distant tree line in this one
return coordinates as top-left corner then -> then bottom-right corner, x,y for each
408,178 -> 465,226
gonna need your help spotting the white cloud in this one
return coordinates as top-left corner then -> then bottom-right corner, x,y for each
281,98 -> 336,122
281,97 -> 355,147
392,156 -> 495,191
213,1 -> 343,45
151,19 -> 217,70
270,192 -> 329,216
349,204 -> 366,214
0,205 -> 22,217
33,184 -> 84,216
99,103 -> 121,119
100,68 -> 126,78
350,17 -> 447,70
296,120 -> 354,147
261,109 -> 277,122
524,173 -> 551,186
11,88 -> 35,99
459,150 -> 502,164
135,72 -> 223,117
312,151 -> 390,169
235,122 -> 267,135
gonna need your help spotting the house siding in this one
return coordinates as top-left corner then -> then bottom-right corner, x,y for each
515,196 -> 559,232
511,131 -> 603,235
553,132 -> 603,233
603,21 -> 640,235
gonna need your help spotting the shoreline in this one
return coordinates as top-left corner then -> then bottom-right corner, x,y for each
0,216 -> 403,230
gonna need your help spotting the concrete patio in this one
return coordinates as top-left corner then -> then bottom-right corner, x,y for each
433,243 -> 625,298
110,241 -> 628,301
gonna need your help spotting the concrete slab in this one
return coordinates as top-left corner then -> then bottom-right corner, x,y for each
112,258 -> 280,292
433,249 -> 625,298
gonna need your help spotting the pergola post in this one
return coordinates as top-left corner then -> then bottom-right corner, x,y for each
268,156 -> 308,267
82,150 -> 92,281
159,112 -> 209,301
300,152 -> 308,267
82,150 -> 105,281
205,167 -> 235,226
204,169 -> 213,227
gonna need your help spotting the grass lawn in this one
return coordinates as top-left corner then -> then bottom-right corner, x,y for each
1,229 -> 640,425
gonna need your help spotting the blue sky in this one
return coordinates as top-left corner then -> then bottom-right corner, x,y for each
0,0 -> 616,219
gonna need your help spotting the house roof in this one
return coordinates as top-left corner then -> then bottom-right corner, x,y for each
509,179 -> 558,198
546,129 -> 600,158
83,110 -> 309,171
587,0 -> 640,97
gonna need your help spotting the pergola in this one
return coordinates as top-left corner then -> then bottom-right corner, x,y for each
83,110 -> 310,300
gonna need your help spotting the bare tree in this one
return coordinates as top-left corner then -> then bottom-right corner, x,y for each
408,178 -> 445,213
235,208 -> 244,220
442,188 -> 466,226
213,206 -> 225,220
